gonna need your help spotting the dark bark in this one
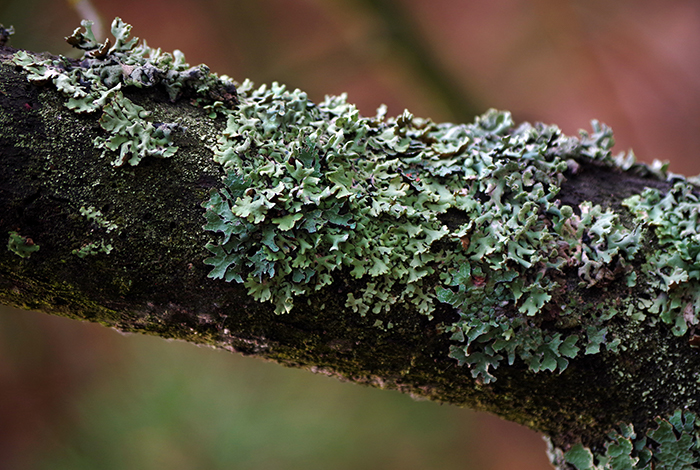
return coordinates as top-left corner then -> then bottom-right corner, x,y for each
2,42 -> 699,469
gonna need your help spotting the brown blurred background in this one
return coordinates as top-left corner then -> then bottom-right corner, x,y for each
1,0 -> 699,468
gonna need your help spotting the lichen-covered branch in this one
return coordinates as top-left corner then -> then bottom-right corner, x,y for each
1,19 -> 700,470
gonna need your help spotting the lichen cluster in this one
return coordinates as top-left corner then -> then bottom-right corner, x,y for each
12,18 -> 236,166
10,19 -> 700,386
552,410 -> 700,470
203,84 -> 451,315
200,76 -> 648,382
624,183 -> 700,337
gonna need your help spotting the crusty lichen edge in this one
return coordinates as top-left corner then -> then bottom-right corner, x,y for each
7,18 -> 700,468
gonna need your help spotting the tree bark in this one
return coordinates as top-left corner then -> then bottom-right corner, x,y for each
2,34 -> 699,470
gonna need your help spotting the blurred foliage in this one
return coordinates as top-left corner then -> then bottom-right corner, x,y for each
0,307 -> 503,470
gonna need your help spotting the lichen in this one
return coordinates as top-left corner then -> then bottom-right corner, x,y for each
69,206 -> 117,258
623,183 -> 700,336
72,240 -> 113,258
13,18 -> 700,387
12,17 -> 237,166
79,206 -> 118,233
7,231 -> 40,258
199,76 -> 650,382
551,410 -> 699,470
0,23 -> 14,46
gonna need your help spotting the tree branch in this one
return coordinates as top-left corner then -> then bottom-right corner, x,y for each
1,19 -> 699,469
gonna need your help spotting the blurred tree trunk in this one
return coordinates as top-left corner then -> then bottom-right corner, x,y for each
1,44 -> 699,470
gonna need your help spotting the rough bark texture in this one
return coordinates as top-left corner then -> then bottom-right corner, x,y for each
2,38 -> 700,470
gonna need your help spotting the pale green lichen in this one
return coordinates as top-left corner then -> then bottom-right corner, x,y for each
200,76 -> 648,382
552,410 -> 699,470
14,19 -> 700,386
72,240 -> 113,258
623,183 -> 700,336
12,17 -> 237,166
79,206 -> 118,232
71,206 -> 117,257
199,75 -> 700,383
7,231 -> 40,258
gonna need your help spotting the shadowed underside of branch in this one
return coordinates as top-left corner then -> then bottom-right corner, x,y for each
1,19 -> 700,470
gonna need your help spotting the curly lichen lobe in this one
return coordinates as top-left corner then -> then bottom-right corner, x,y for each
551,410 -> 699,470
12,17 -> 237,166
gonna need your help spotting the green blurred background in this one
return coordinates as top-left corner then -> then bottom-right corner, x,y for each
1,0 -> 699,468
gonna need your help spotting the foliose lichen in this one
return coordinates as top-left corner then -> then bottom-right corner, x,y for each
550,410 -> 699,470
12,17 -> 237,166
199,72 -> 663,382
13,18 -> 700,385
72,240 -> 113,258
78,206 -> 118,233
70,206 -> 116,258
623,184 -> 700,337
7,231 -> 40,258
198,70 -> 700,382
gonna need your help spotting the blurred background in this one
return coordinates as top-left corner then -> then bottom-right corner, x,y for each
1,0 -> 699,468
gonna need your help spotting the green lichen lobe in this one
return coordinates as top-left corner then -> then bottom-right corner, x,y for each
70,206 -> 117,258
553,410 -> 699,470
12,17 -> 237,166
7,231 -> 40,258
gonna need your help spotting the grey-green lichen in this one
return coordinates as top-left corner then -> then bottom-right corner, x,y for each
549,410 -> 699,470
13,18 -> 700,385
200,72 -> 654,382
200,75 -> 700,383
624,183 -> 700,337
72,240 -> 113,258
70,206 -> 116,258
78,206 -> 118,233
12,17 -> 237,166
0,23 -> 14,47
7,231 -> 40,258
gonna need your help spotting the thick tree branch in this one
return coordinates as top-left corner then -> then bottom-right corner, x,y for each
1,20 -> 700,469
